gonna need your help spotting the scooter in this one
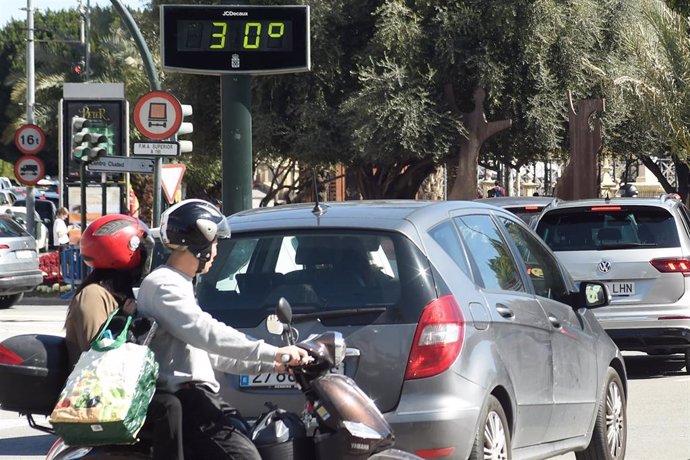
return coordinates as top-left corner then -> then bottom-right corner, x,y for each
0,298 -> 420,460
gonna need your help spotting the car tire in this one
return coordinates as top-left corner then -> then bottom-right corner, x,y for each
576,367 -> 626,460
0,293 -> 23,309
469,395 -> 511,460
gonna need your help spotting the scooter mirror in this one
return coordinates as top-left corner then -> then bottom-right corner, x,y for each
276,297 -> 293,325
266,315 -> 285,335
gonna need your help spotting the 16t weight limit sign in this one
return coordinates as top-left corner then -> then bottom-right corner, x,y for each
14,124 -> 46,155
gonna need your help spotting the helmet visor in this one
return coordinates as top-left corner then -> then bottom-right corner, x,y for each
216,218 -> 231,240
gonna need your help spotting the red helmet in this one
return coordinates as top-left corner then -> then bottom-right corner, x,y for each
80,214 -> 151,270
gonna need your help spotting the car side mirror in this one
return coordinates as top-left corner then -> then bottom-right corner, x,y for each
579,281 -> 610,309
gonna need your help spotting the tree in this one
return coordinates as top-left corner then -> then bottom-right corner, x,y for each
607,0 -> 690,199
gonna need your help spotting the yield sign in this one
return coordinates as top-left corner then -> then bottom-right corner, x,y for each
161,164 -> 186,204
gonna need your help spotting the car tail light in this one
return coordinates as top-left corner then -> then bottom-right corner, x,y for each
0,245 -> 9,249
0,345 -> 23,365
523,206 -> 540,211
404,295 -> 464,380
650,258 -> 690,276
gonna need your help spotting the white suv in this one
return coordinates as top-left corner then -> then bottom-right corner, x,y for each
534,195 -> 690,371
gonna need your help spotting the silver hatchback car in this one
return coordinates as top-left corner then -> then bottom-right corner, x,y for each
196,200 -> 627,459
0,214 -> 43,308
534,195 -> 690,370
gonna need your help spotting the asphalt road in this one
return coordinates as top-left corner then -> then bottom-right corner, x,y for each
1,299 -> 689,460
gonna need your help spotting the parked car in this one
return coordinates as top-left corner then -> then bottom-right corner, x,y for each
533,194 -> 690,371
5,207 -> 49,251
13,197 -> 56,247
0,214 -> 43,308
474,196 -> 562,224
195,200 -> 627,460
0,190 -> 17,211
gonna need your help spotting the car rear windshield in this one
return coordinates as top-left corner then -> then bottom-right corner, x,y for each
536,205 -> 680,251
505,206 -> 543,224
0,216 -> 29,237
196,230 -> 438,328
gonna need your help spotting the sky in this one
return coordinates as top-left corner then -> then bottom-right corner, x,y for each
1,0 -> 146,28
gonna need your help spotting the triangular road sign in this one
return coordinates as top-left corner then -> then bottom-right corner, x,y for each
161,164 -> 186,204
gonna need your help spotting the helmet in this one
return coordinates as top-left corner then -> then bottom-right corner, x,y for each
80,214 -> 153,270
619,183 -> 639,197
159,199 -> 230,262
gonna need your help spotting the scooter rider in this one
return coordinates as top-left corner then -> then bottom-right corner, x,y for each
137,199 -> 309,460
63,214 -> 184,460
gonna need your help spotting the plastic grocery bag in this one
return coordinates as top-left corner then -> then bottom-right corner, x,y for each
49,311 -> 159,446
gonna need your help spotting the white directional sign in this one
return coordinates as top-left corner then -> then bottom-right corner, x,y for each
87,157 -> 156,174
14,156 -> 45,185
14,124 -> 46,155
133,141 -> 180,157
133,91 -> 182,140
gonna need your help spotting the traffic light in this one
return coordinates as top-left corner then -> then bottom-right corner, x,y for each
70,61 -> 85,78
71,116 -> 108,162
177,104 -> 193,154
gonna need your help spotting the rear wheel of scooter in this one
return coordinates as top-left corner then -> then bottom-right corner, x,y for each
469,395 -> 511,460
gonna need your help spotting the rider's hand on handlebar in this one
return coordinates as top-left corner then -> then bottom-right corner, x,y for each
273,346 -> 309,373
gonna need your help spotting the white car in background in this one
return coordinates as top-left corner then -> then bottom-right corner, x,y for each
0,190 -> 17,212
4,206 -> 49,252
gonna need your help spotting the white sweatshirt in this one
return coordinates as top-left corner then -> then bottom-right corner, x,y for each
137,265 -> 278,393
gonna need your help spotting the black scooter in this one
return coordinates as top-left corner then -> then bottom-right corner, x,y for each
0,298 -> 420,460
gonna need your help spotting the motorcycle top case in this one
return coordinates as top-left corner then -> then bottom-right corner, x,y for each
0,334 -> 70,415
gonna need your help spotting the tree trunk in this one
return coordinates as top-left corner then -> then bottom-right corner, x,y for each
445,86 -> 512,200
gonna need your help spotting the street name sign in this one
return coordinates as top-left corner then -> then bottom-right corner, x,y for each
87,157 -> 156,174
133,141 -> 180,156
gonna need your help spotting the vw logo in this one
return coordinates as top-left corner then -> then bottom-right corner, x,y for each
598,260 -> 612,273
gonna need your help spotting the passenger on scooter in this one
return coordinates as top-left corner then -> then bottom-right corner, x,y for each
137,199 -> 309,460
63,214 -> 184,460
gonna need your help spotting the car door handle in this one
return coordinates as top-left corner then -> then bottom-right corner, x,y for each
548,315 -> 561,329
496,304 -> 515,319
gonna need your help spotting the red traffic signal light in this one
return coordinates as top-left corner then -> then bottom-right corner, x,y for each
71,62 -> 84,76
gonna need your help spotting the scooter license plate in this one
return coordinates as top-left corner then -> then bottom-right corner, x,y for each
239,364 -> 345,389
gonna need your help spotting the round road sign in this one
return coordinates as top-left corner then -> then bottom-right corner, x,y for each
14,124 -> 46,155
133,91 -> 183,140
14,156 -> 45,186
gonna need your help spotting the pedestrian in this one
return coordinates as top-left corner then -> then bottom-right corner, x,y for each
63,214 -> 184,460
492,180 -> 505,197
53,207 -> 69,250
137,199 -> 309,460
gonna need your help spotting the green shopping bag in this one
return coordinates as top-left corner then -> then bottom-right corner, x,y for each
49,310 -> 159,446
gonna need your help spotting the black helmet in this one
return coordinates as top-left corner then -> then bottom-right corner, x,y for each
160,199 -> 230,265
619,183 -> 639,197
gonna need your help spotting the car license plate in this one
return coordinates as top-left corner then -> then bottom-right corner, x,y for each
606,282 -> 635,296
15,250 -> 34,259
240,364 -> 345,389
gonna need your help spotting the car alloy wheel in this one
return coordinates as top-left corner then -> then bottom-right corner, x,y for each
483,410 -> 508,460
606,379 -> 625,458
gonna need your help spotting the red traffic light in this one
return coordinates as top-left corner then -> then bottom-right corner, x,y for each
71,62 -> 84,76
